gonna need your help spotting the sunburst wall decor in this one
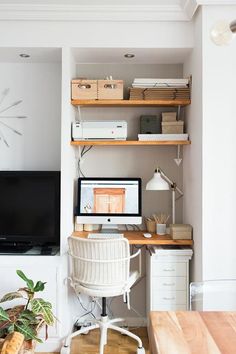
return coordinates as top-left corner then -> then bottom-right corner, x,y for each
0,88 -> 27,147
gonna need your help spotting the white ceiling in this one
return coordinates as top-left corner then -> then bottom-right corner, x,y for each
72,47 -> 192,64
0,48 -> 61,63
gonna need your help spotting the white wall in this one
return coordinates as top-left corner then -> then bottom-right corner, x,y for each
201,5 -> 236,280
183,7 -> 203,282
0,16 -> 195,351
0,62 -> 61,170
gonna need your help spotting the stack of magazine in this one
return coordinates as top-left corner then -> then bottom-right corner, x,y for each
130,78 -> 190,100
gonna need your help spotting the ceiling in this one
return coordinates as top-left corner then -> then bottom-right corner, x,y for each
0,48 -> 61,63
72,48 -> 192,64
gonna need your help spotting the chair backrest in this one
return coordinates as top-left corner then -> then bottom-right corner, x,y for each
190,280 -> 236,311
68,236 -> 130,289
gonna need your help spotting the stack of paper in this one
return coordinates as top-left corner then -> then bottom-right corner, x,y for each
132,78 -> 189,88
138,134 -> 189,141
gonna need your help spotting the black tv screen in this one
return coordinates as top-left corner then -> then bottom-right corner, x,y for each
0,171 -> 60,246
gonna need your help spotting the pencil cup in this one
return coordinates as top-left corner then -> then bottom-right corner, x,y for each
75,223 -> 84,231
156,223 -> 166,235
84,224 -> 93,232
146,220 -> 156,233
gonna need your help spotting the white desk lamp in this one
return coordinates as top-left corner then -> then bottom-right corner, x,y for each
146,167 -> 183,224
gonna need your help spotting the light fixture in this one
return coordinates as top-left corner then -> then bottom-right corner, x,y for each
211,19 -> 236,46
146,166 -> 183,224
124,53 -> 135,58
19,53 -> 30,58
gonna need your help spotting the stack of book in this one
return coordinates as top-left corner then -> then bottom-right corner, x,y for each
129,78 -> 190,101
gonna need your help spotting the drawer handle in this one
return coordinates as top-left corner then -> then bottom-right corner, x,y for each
163,297 -> 175,300
78,84 -> 91,89
104,84 -> 117,89
163,269 -> 175,272
163,283 -> 175,286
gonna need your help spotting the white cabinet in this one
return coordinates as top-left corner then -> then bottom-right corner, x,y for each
146,247 -> 193,313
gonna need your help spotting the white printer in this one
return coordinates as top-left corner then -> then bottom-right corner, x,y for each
72,121 -> 127,140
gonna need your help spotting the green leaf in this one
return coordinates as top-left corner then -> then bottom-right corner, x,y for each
16,270 -> 34,291
19,310 -> 37,322
14,322 -> 42,342
0,307 -> 10,321
34,281 -> 46,292
0,291 -> 24,303
16,270 -> 30,282
31,298 -> 54,325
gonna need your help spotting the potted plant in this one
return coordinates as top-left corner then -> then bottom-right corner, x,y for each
0,270 -> 55,354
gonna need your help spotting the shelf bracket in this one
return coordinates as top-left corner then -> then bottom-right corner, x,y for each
174,144 -> 182,166
177,105 -> 181,120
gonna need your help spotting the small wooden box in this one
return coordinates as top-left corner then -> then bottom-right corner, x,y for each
98,80 -> 123,100
162,112 -> 177,122
170,224 -> 192,240
162,120 -> 184,134
71,79 -> 97,100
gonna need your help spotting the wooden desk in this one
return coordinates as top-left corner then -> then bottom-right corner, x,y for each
71,231 -> 193,246
149,311 -> 236,354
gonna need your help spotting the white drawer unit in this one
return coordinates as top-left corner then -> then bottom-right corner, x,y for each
146,246 -> 193,314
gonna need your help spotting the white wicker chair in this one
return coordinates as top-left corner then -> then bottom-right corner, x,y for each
61,236 -> 145,354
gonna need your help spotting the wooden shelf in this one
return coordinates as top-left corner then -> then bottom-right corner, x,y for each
71,140 -> 191,146
72,231 -> 193,246
71,99 -> 191,107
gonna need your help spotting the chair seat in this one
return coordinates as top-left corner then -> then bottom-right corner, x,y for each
73,270 -> 140,297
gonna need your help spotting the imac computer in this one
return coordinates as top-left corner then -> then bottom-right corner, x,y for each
76,177 -> 142,229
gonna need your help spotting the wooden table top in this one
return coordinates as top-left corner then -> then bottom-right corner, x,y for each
72,231 -> 193,246
149,311 -> 236,354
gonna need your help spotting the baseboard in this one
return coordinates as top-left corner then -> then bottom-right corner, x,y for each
35,338 -> 62,352
119,316 -> 147,328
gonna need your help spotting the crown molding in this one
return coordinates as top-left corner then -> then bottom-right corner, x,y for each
0,4 -> 190,22
0,1 -> 235,22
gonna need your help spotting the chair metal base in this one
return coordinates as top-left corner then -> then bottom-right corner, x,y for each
61,316 -> 145,354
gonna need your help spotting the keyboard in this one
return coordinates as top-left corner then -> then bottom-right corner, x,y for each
88,233 -> 124,239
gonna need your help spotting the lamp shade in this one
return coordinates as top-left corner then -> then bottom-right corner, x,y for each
146,170 -> 169,191
210,20 -> 234,46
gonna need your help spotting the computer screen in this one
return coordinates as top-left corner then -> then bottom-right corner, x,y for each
76,177 -> 142,225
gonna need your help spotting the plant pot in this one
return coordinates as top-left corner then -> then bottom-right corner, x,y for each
19,340 -> 36,354
0,338 -> 35,354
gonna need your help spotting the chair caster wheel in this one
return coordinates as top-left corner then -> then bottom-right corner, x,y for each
137,347 -> 145,354
61,346 -> 70,354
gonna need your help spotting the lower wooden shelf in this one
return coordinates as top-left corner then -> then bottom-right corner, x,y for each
71,231 -> 193,246
71,140 -> 191,146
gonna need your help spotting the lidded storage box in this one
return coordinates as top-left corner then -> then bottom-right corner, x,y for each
98,80 -> 123,100
170,224 -> 192,240
162,112 -> 177,122
71,79 -> 97,100
162,121 -> 184,134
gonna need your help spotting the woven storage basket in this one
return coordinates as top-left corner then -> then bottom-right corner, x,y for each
98,80 -> 123,99
71,79 -> 97,100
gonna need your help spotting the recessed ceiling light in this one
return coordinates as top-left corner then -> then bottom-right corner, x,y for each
124,53 -> 135,58
19,54 -> 30,58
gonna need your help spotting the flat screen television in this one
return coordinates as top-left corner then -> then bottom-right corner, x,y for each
0,171 -> 60,252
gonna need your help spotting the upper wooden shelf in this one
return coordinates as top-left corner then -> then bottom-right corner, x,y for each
71,99 -> 191,107
71,140 -> 191,146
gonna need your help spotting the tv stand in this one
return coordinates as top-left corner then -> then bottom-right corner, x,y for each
0,243 -> 32,254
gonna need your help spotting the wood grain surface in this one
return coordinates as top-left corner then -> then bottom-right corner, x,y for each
71,99 -> 191,107
72,231 -> 193,246
149,311 -> 236,354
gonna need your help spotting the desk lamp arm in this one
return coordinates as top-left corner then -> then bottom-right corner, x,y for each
157,167 -> 183,224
